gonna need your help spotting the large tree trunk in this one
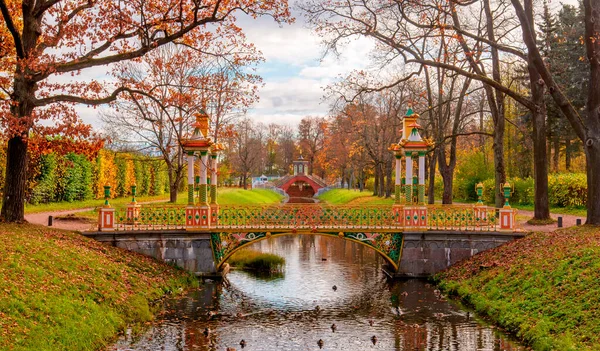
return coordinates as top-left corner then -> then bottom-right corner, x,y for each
427,152 -> 437,204
584,136 -> 600,224
169,183 -> 179,203
441,168 -> 453,205
528,72 -> 551,220
483,0 -> 507,209
2,136 -> 28,222
525,0 -> 551,220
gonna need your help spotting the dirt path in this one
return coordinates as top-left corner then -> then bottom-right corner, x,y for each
25,208 -> 97,232
24,199 -> 170,232
516,209 -> 585,232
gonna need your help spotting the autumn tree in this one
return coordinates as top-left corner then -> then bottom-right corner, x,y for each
0,0 -> 291,222
508,0 -> 600,224
298,116 -> 327,176
302,0 -> 555,221
230,118 -> 264,189
102,40 -> 261,203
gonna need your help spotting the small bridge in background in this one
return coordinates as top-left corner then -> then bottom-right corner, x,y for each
271,155 -> 328,198
86,107 -> 522,278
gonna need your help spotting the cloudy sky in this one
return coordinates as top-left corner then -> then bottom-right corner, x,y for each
73,0 -> 579,130
70,3 -> 372,130
236,9 -> 374,127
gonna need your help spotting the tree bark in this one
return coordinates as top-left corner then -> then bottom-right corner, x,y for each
525,0 -> 551,221
427,152 -> 437,204
441,167 -> 453,205
1,137 -> 28,221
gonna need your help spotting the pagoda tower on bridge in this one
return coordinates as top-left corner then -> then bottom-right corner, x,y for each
389,106 -> 434,228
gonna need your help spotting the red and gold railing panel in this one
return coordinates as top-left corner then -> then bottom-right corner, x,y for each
113,205 -> 186,231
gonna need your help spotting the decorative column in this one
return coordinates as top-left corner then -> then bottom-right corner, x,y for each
394,154 -> 402,204
418,152 -> 425,204
126,185 -> 141,225
474,182 -> 487,227
197,150 -> 211,229
404,152 -> 413,203
210,152 -> 219,225
187,152 -> 195,205
98,185 -> 115,231
499,182 -> 515,231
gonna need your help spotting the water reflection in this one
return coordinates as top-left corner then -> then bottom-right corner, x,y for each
111,235 -> 525,351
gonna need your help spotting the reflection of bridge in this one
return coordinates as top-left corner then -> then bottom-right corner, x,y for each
88,203 -> 520,278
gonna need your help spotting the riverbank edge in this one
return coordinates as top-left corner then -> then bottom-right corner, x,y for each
0,223 -> 199,351
432,226 -> 600,351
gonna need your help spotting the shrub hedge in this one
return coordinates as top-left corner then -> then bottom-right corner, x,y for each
24,149 -> 168,205
472,174 -> 586,208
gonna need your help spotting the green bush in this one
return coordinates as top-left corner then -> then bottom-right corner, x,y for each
548,173 -> 587,207
29,154 -> 58,204
454,151 -> 493,201
478,174 -> 585,208
63,153 -> 93,202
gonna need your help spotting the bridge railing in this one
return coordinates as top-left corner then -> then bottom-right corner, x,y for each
112,205 -> 187,231
102,204 -> 516,232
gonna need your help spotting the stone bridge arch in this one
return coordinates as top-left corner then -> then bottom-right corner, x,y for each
210,231 -> 404,271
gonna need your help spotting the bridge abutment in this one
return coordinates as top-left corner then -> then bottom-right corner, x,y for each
85,231 -> 218,277
393,231 -> 525,278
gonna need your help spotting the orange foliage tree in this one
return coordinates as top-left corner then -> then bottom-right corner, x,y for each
0,0 -> 291,221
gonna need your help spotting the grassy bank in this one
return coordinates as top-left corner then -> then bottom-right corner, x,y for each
215,188 -> 284,205
0,224 -> 197,351
172,188 -> 284,205
316,188 -> 374,204
58,188 -> 284,221
227,249 -> 285,272
434,226 -> 600,350
26,188 -> 284,216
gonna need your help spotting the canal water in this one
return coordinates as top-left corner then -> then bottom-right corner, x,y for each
111,236 -> 525,351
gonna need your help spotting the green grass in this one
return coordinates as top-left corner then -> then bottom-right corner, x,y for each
24,193 -> 172,214
316,188 -> 375,204
227,249 -> 285,272
513,203 -> 588,217
434,226 -> 600,351
174,188 -> 284,205
0,223 -> 197,351
43,188 -> 284,222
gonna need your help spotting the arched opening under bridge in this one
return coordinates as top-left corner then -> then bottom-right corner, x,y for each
210,231 -> 404,272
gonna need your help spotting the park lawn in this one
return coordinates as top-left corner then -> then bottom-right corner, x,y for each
0,223 -> 197,351
514,203 -> 587,218
316,188 -> 374,204
174,187 -> 284,205
434,225 -> 600,351
24,192 -> 172,214
52,188 -> 285,221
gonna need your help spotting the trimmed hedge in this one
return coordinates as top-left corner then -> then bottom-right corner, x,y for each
477,173 -> 586,208
25,150 -> 168,204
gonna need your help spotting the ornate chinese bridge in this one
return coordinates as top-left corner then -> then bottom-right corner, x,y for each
89,108 -> 520,278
